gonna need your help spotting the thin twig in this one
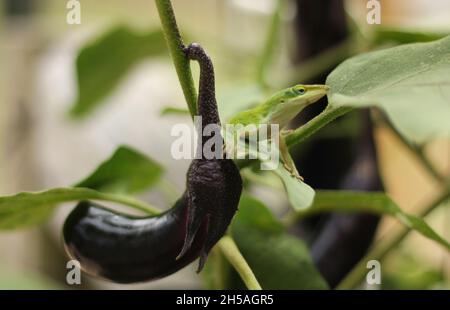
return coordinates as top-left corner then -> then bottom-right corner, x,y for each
218,236 -> 262,290
155,0 -> 197,117
93,191 -> 159,214
285,105 -> 353,148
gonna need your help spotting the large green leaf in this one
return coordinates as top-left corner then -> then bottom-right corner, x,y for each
231,195 -> 328,289
306,191 -> 450,251
327,35 -> 450,144
0,187 -> 155,230
0,146 -> 161,230
71,26 -> 166,117
75,145 -> 163,194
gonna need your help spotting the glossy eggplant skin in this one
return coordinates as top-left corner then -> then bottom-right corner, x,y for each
63,155 -> 242,283
63,43 -> 243,283
63,196 -> 207,283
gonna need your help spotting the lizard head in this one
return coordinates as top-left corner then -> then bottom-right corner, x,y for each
265,84 -> 330,127
282,84 -> 330,105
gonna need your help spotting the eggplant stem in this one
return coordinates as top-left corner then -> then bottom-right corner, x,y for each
218,236 -> 262,290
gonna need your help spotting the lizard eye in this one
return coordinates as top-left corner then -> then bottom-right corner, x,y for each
293,87 -> 306,95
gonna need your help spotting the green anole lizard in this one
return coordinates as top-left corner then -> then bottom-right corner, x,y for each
226,84 -> 329,180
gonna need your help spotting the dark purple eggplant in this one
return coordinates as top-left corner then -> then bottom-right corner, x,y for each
63,197 -> 207,283
63,43 -> 242,283
179,43 -> 243,267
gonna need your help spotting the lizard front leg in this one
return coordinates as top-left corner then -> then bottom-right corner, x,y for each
279,134 -> 304,181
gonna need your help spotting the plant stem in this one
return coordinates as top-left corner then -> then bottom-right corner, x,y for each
155,0 -> 197,118
285,105 -> 353,148
415,146 -> 447,183
218,236 -> 262,290
155,1 -> 262,290
336,187 -> 450,290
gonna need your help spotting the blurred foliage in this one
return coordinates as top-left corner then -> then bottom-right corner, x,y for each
160,106 -> 189,116
202,246 -> 231,290
382,250 -> 446,290
71,26 -> 166,117
309,191 -> 450,250
75,146 -> 163,195
0,266 -> 60,289
0,146 -> 161,229
230,195 -> 328,289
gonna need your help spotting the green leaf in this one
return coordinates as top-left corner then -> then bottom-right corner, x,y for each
272,165 -> 315,211
160,106 -> 190,116
0,187 -> 155,230
373,27 -> 448,46
327,35 -> 450,144
0,204 -> 54,230
71,26 -> 166,117
307,191 -> 450,251
75,145 -> 163,195
231,195 -> 328,289
0,146 -> 160,230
